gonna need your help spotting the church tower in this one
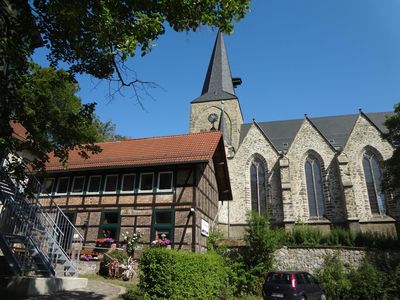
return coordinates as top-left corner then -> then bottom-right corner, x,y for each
189,31 -> 243,154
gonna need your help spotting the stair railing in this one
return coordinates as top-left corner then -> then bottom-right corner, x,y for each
0,158 -> 84,276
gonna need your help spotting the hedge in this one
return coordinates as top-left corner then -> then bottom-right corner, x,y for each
131,247 -> 231,300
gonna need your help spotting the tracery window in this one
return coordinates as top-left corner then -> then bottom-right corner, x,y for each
250,157 -> 267,214
305,156 -> 325,218
362,152 -> 386,215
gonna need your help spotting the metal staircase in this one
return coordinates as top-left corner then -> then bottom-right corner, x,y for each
0,160 -> 83,277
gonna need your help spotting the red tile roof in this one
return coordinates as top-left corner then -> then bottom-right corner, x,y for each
46,131 -> 224,171
11,122 -> 28,141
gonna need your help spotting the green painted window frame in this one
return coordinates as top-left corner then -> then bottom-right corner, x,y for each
151,208 -> 175,243
98,210 -> 120,241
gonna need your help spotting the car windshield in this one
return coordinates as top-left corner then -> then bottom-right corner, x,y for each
266,273 -> 291,284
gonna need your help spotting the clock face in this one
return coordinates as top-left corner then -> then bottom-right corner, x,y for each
208,113 -> 218,123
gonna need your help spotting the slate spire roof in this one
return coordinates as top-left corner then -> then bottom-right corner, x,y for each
191,30 -> 237,103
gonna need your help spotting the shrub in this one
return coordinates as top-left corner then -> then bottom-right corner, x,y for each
136,247 -> 231,300
384,262 -> 400,299
347,260 -> 385,300
207,229 -> 227,255
289,224 -> 323,246
324,227 -> 355,247
241,212 -> 285,295
98,251 -> 128,277
354,231 -> 400,250
316,256 -> 351,299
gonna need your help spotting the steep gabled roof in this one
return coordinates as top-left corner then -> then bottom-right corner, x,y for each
46,131 -> 224,171
240,112 -> 391,152
240,119 -> 303,152
191,31 -> 237,103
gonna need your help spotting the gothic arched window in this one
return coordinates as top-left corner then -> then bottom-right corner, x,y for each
250,158 -> 267,214
305,156 -> 325,218
362,152 -> 386,215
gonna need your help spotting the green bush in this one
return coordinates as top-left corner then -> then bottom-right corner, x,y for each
241,212 -> 286,295
354,231 -> 400,250
289,224 -> 323,246
135,247 -> 231,300
384,262 -> 400,299
347,260 -> 385,300
324,228 -> 355,247
316,256 -> 351,299
98,251 -> 128,277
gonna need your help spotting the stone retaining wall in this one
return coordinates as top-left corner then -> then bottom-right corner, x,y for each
274,246 -> 400,274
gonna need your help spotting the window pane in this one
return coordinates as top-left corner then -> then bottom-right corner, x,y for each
158,172 -> 173,190
312,161 -> 325,216
88,176 -> 101,193
57,178 -> 69,194
103,212 -> 119,224
42,178 -> 54,194
72,177 -> 85,193
140,173 -> 154,191
363,157 -> 378,214
370,157 -> 386,215
155,211 -> 172,224
250,163 -> 258,212
122,174 -> 135,192
258,163 -> 267,213
306,161 -> 317,217
104,175 -> 118,192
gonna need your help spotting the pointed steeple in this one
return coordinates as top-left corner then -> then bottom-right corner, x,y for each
191,30 -> 237,103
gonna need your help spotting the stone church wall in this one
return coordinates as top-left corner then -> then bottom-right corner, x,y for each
189,99 -> 243,150
342,115 -> 397,225
218,124 -> 282,238
274,246 -> 400,274
286,119 -> 343,224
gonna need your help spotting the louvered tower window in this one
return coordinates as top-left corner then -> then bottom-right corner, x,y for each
362,152 -> 386,215
250,158 -> 267,214
305,156 -> 325,218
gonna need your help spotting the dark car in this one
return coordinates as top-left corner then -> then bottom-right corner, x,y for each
262,271 -> 326,300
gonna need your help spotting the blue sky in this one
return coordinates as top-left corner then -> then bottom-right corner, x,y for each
33,0 -> 400,139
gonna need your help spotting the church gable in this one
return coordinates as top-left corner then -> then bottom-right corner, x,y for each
342,114 -> 395,221
221,123 -> 282,226
286,118 -> 338,221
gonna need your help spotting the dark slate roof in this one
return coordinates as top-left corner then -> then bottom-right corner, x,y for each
191,31 -> 237,103
239,112 -> 392,152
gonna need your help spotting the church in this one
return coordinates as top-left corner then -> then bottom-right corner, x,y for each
189,31 -> 399,239
36,31 -> 399,251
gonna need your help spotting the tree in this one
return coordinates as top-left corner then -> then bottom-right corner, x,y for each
2,63 -> 102,180
382,103 -> 400,195
0,0 -> 249,180
94,118 -> 128,142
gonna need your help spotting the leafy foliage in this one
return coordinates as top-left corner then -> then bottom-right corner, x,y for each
33,0 -> 250,81
134,247 -> 231,300
316,256 -> 351,299
383,103 -> 400,194
239,212 -> 286,295
1,0 -> 249,182
347,260 -> 386,300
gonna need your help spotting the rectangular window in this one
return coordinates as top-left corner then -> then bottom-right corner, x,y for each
139,173 -> 154,192
41,178 -> 55,195
157,172 -> 173,192
104,175 -> 118,193
151,209 -> 175,243
71,176 -> 85,194
87,176 -> 101,194
56,177 -> 69,195
121,174 -> 135,193
98,210 -> 120,240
